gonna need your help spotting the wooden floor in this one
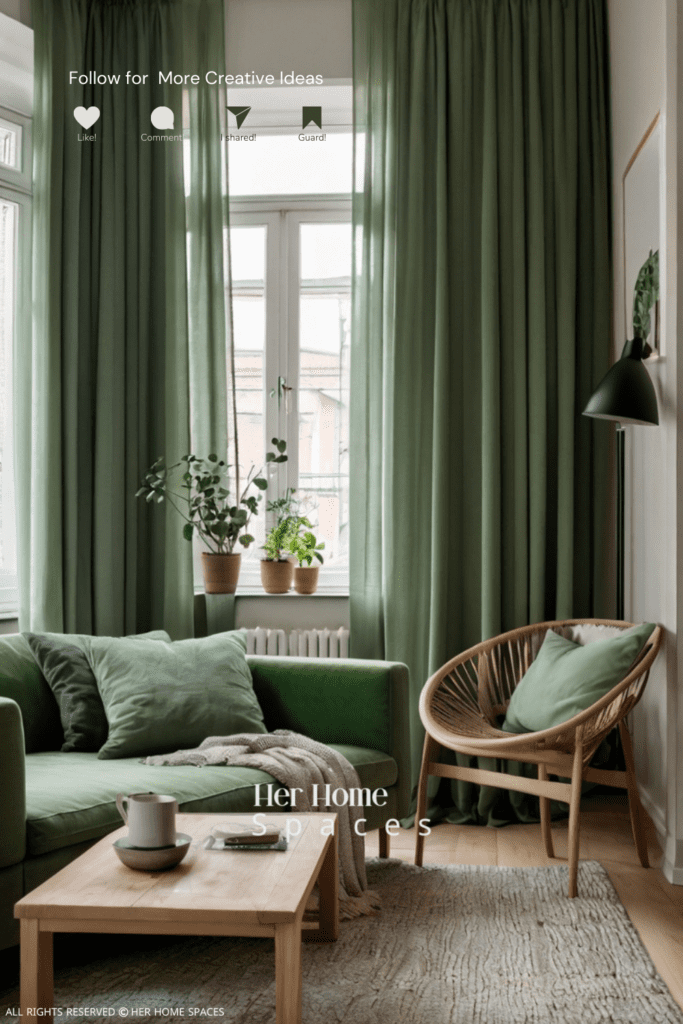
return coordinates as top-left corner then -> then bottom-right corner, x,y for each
366,792 -> 683,1011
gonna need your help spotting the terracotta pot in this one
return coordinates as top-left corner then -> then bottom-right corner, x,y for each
260,559 -> 294,594
294,565 -> 319,595
201,552 -> 241,594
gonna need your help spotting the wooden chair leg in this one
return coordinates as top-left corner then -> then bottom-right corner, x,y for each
537,763 -> 555,859
378,824 -> 390,858
619,719 -> 650,868
415,732 -> 438,866
567,730 -> 584,898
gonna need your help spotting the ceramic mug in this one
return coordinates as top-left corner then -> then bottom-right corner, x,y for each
116,792 -> 178,849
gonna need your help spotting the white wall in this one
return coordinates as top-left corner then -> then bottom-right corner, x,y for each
0,0 -> 29,27
0,10 -> 32,115
226,0 -> 352,79
0,0 -> 19,20
608,0 -> 682,882
235,594 -> 349,631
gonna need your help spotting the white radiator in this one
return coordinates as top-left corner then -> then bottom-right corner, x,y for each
241,627 -> 350,659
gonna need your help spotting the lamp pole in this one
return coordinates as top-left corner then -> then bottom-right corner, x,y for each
616,424 -> 624,621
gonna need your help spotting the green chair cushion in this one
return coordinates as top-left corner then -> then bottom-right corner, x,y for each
503,622 -> 656,734
24,630 -> 171,753
83,630 -> 266,759
24,746 -> 398,856
0,635 -> 62,753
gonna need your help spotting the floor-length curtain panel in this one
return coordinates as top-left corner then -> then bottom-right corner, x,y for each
18,0 -> 228,638
350,0 -> 612,802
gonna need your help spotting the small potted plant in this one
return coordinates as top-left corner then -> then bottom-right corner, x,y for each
261,515 -> 299,594
288,528 -> 325,594
136,440 -> 287,594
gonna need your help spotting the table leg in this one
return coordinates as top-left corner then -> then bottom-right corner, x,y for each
316,829 -> 339,942
20,920 -> 53,1017
274,920 -> 302,1024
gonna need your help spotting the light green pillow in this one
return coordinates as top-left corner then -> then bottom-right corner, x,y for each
83,631 -> 266,759
25,630 -> 171,753
503,622 -> 655,734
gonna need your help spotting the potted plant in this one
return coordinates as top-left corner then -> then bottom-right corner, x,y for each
261,490 -> 305,594
261,517 -> 298,594
287,528 -> 325,594
136,440 -> 287,594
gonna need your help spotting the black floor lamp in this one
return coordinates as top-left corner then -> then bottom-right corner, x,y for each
583,337 -> 659,620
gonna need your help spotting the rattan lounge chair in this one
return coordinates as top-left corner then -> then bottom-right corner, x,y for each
414,619 -> 663,896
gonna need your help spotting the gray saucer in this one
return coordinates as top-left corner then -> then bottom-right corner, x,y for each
113,833 -> 192,871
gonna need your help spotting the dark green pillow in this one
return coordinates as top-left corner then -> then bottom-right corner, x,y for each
0,634 -> 63,752
503,622 -> 656,734
83,630 -> 266,759
24,630 -> 171,752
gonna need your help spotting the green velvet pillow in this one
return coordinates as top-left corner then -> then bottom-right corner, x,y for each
83,630 -> 266,759
503,622 -> 656,734
24,630 -> 171,753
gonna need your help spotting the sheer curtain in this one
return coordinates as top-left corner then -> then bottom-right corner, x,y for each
19,0 -> 228,638
350,0 -> 613,822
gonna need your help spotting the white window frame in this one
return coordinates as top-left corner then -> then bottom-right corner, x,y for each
0,13 -> 33,619
230,195 -> 352,593
0,107 -> 31,192
0,181 -> 30,617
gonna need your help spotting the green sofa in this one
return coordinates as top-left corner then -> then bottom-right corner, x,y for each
0,635 -> 411,951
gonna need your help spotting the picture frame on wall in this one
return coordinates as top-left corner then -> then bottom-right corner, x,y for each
622,111 -> 662,357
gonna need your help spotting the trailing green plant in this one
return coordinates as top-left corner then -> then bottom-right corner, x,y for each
287,528 -> 325,568
136,439 -> 288,555
632,249 -> 659,342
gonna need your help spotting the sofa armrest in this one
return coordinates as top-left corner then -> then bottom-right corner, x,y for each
0,697 -> 26,867
247,656 -> 412,819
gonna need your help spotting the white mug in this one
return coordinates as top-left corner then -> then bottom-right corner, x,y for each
116,792 -> 178,849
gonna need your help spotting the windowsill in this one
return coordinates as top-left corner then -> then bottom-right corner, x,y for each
195,586 -> 349,598
236,586 -> 348,597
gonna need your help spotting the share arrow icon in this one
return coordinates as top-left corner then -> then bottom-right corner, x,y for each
227,105 -> 251,129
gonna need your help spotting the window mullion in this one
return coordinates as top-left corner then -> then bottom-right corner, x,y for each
264,211 -> 283,523
284,211 -> 300,498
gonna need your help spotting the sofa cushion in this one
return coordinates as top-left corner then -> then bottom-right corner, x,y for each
84,630 -> 266,759
25,630 -> 171,753
24,747 -> 399,856
0,635 -> 62,753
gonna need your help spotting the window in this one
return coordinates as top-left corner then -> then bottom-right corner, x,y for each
225,86 -> 352,590
228,203 -> 351,590
0,106 -> 31,616
0,116 -> 22,170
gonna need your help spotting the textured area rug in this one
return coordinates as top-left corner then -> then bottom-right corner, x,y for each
1,859 -> 681,1024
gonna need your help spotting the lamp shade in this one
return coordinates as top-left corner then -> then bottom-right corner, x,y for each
583,338 -> 659,426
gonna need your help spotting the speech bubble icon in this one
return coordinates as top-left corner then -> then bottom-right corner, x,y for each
73,106 -> 100,130
151,106 -> 174,130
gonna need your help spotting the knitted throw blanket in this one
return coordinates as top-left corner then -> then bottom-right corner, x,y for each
144,730 -> 380,919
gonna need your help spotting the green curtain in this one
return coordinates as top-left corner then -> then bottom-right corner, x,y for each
18,0 -> 228,639
350,0 -> 612,824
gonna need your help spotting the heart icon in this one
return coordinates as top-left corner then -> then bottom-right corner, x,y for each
73,106 -> 100,130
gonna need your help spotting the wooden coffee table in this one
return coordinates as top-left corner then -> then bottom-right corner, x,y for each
15,812 -> 339,1024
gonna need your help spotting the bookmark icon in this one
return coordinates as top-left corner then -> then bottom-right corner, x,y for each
302,106 -> 322,130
